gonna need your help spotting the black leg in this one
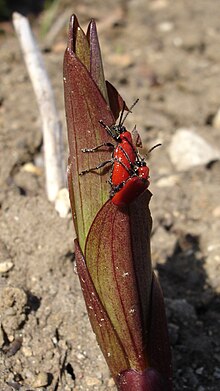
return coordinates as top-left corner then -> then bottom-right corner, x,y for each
99,120 -> 117,140
81,142 -> 114,153
80,159 -> 113,175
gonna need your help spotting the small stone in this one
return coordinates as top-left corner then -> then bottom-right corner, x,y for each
76,352 -> 85,360
55,188 -> 70,218
213,108 -> 220,129
22,162 -> 42,176
168,128 -> 220,171
22,346 -> 33,357
0,261 -> 14,273
0,239 -> 12,264
212,206 -> 220,217
107,377 -> 115,387
32,372 -> 49,388
23,368 -> 35,381
158,21 -> 174,32
195,367 -> 204,375
85,376 -> 102,386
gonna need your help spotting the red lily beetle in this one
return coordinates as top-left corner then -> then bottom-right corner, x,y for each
80,100 -> 160,207
110,147 -> 160,208
110,162 -> 150,207
80,99 -> 139,185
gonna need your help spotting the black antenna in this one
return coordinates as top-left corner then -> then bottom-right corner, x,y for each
148,143 -> 162,154
136,143 -> 162,168
121,98 -> 139,126
145,143 -> 162,159
118,101 -> 126,126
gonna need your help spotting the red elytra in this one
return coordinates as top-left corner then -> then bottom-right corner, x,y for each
80,99 -> 155,207
97,99 -> 140,188
110,131 -> 137,186
111,165 -> 150,207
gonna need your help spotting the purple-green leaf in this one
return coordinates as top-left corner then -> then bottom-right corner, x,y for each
64,15 -> 126,250
64,35 -> 113,249
83,191 -> 172,389
75,238 -> 130,379
85,199 -> 148,371
87,19 -> 109,102
68,15 -> 90,70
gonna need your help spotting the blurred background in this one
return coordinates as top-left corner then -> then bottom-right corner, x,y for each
0,1 -> 220,390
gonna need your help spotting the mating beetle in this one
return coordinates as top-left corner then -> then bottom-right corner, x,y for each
80,100 -> 159,207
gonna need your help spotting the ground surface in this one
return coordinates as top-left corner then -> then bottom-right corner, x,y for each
0,0 -> 220,390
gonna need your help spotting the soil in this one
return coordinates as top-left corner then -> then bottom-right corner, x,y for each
0,0 -> 220,390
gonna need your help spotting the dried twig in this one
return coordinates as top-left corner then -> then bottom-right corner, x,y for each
12,12 -> 65,202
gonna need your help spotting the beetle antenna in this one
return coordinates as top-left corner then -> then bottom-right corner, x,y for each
120,98 -> 139,126
146,143 -> 162,157
118,100 -> 126,126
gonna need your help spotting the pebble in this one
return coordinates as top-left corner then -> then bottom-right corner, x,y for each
55,187 -> 70,218
212,205 -> 220,217
22,346 -> 33,357
0,239 -> 13,273
204,253 -> 220,293
195,367 -> 204,375
22,162 -> 42,176
168,128 -> 220,171
0,261 -> 14,273
85,376 -> 102,386
32,372 -> 49,388
158,21 -> 174,32
107,377 -> 115,387
213,107 -> 220,129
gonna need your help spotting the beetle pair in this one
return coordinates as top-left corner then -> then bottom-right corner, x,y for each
80,100 -> 160,207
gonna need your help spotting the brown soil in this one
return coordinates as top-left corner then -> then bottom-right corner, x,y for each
0,1 -> 220,390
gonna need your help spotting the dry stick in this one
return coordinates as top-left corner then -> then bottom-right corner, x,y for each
12,12 -> 65,202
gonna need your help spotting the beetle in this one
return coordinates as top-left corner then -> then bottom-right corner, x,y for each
80,100 -> 160,206
109,144 -> 161,207
110,164 -> 150,207
80,99 -> 139,184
